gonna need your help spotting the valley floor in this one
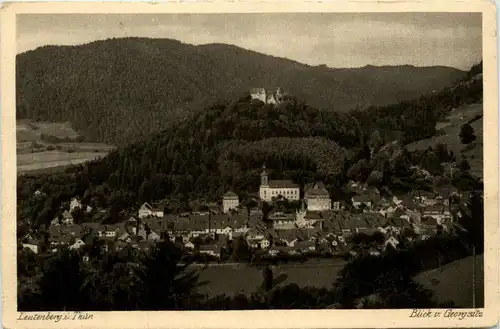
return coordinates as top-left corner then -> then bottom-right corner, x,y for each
191,259 -> 346,297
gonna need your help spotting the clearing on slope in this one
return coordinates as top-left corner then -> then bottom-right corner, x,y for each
414,254 -> 484,308
406,103 -> 483,178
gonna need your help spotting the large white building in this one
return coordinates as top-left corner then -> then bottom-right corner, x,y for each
259,165 -> 300,202
304,182 -> 331,211
222,191 -> 240,213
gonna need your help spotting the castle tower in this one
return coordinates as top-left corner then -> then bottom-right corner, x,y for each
276,87 -> 284,102
260,164 -> 269,186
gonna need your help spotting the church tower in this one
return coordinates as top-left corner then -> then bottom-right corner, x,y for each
260,164 -> 269,186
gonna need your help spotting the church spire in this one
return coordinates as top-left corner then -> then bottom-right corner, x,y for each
260,164 -> 268,186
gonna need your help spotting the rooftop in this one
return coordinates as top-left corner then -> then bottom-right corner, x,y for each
267,180 -> 299,189
305,182 -> 330,197
223,191 -> 239,199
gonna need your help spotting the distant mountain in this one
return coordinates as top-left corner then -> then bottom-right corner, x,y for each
16,37 -> 466,145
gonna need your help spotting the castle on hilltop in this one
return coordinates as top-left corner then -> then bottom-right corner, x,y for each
250,87 -> 287,104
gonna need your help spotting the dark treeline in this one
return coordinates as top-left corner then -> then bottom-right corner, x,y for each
15,238 -> 457,311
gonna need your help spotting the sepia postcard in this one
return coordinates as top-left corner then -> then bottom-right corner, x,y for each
1,1 -> 499,328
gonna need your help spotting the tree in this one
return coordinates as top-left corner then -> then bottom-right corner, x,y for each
37,250 -> 88,311
459,159 -> 471,172
230,236 -> 252,262
459,123 -> 476,145
261,265 -> 274,293
70,207 -> 84,224
141,241 -> 201,310
457,192 -> 484,253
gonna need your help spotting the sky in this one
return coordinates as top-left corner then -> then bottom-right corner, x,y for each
17,13 -> 482,70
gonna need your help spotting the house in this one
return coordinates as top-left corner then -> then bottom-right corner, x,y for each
184,241 -> 195,250
332,201 -> 342,211
33,189 -> 44,197
296,203 -> 325,228
268,248 -> 280,257
377,197 -> 391,208
388,196 -> 401,206
51,210 -> 74,226
138,240 -> 155,252
420,216 -> 439,231
118,232 -> 133,243
384,236 -> 400,250
147,231 -> 161,241
188,215 -> 210,236
138,202 -> 164,219
61,224 -> 83,238
271,212 -> 297,230
199,244 -> 221,258
209,214 -> 232,235
259,165 -> 300,201
22,240 -> 41,254
222,191 -> 240,214
99,224 -> 125,240
421,204 -> 451,223
69,239 -> 86,250
69,198 -> 82,211
352,195 -> 372,210
413,191 -> 437,206
304,182 -> 331,211
277,230 -> 299,247
260,238 -> 271,249
228,213 -> 248,233
294,240 -> 316,253
246,227 -> 265,240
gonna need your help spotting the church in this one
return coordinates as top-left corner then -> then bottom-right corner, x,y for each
259,165 -> 300,202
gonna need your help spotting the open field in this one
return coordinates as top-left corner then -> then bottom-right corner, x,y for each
191,259 -> 346,297
407,103 -> 483,178
415,254 -> 484,308
17,151 -> 108,174
17,120 -> 79,142
16,120 -> 114,174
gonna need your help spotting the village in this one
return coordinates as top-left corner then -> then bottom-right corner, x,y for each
20,165 -> 465,263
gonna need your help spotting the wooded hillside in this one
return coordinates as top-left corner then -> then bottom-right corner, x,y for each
17,37 -> 466,144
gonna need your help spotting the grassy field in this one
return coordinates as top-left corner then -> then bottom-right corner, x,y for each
17,151 -> 108,173
415,254 -> 484,308
17,120 -> 79,142
16,120 -> 114,174
191,259 -> 346,297
407,103 -> 483,178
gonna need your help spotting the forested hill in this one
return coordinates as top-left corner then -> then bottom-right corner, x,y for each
16,37 -> 466,145
17,61 -> 482,228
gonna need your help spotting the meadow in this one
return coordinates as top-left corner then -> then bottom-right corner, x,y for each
16,120 -> 114,174
415,254 -> 484,308
407,102 -> 483,178
192,259 -> 347,297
